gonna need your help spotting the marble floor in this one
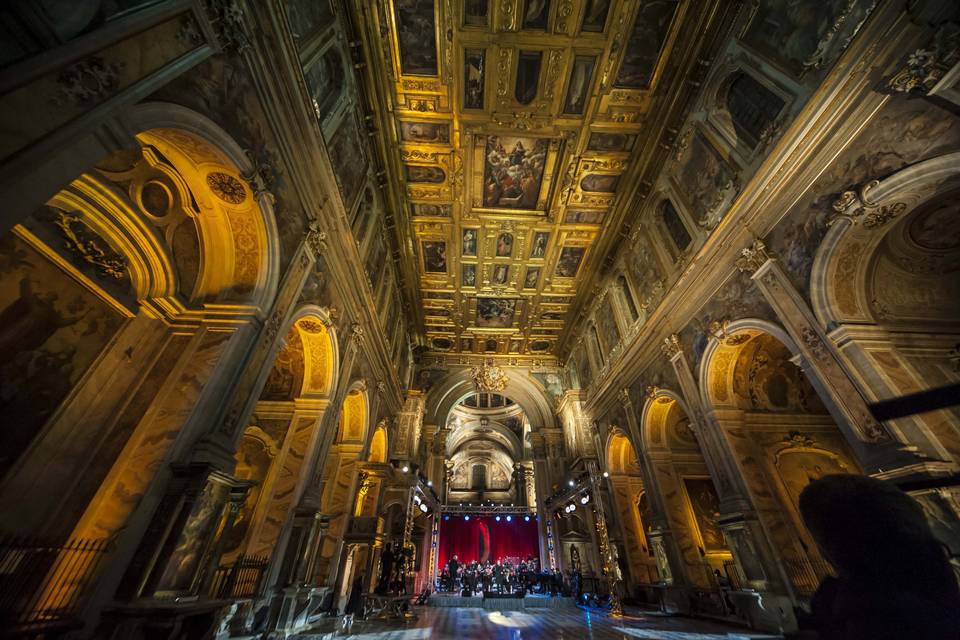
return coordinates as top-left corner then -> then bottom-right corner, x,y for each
291,606 -> 783,639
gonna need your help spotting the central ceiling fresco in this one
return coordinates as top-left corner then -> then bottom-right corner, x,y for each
360,0 -> 695,357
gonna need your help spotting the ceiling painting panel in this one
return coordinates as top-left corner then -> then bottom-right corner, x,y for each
362,0 -> 697,356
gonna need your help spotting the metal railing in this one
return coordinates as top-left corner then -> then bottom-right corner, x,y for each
783,558 -> 834,596
209,554 -> 269,599
0,534 -> 111,632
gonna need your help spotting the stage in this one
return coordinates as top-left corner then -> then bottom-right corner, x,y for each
427,592 -> 576,611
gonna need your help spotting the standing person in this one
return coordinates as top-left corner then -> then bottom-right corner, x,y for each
377,543 -> 395,594
342,574 -> 364,634
798,474 -> 960,640
447,554 -> 460,592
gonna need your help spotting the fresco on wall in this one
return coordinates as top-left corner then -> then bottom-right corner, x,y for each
367,231 -> 388,281
556,246 -> 585,277
328,116 -> 368,209
563,56 -> 595,115
413,202 -> 452,217
614,0 -> 679,88
492,264 -> 509,284
676,129 -> 737,229
628,232 -> 662,304
723,71 -> 785,148
156,479 -> 229,593
223,432 -> 275,553
587,132 -> 636,152
531,371 -> 564,398
684,478 -> 725,553
464,49 -> 486,109
431,337 -> 453,350
395,0 -> 438,76
406,165 -> 446,183
485,338 -> 499,352
741,0 -> 877,75
768,99 -> 960,296
153,57 -> 306,265
464,0 -> 488,27
476,298 -> 517,327
596,298 -> 620,352
286,0 -> 334,43
461,336 -> 475,351
0,235 -> 124,472
400,121 -> 450,143
580,174 -> 619,193
515,51 -> 543,105
462,228 -> 478,256
777,449 -> 848,516
581,0 -> 612,32
304,49 -> 344,123
482,136 -> 549,210
261,327 -> 305,400
422,241 -> 447,272
522,0 -> 550,29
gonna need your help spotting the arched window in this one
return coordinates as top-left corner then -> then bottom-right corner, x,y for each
471,464 -> 487,490
618,274 -> 639,321
720,70 -> 785,148
661,199 -> 691,252
304,48 -> 345,123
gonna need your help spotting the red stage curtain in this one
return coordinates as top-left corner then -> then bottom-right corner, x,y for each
437,516 -> 539,568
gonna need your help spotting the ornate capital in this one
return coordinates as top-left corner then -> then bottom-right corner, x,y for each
645,385 -> 660,400
735,239 -> 774,273
661,333 -> 682,358
887,24 -> 960,94
204,0 -> 251,54
306,223 -> 328,256
350,323 -> 365,348
829,180 -> 906,229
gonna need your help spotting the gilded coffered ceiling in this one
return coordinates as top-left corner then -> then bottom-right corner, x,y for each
354,0 -> 702,358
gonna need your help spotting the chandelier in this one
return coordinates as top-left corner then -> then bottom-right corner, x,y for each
471,360 -> 508,392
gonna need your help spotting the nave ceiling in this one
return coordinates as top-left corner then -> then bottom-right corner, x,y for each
351,0 -> 731,360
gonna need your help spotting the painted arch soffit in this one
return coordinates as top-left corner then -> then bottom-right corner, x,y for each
356,0 -> 694,357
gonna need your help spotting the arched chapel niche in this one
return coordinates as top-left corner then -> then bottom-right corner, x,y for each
812,154 -> 960,465
314,385 -> 371,582
605,431 -> 659,584
642,392 -> 732,587
228,313 -> 336,561
700,325 -> 859,595
0,119 -> 277,547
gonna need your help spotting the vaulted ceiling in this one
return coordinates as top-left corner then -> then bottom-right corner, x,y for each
353,0 -> 730,358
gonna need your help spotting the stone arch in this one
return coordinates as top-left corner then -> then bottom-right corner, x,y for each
697,320 -> 861,595
639,388 -> 731,586
697,318 -> 800,412
638,389 -> 694,452
0,106 -> 283,545
424,369 -> 557,431
810,153 -> 960,464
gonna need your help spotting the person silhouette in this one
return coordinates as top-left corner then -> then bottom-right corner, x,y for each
798,474 -> 960,639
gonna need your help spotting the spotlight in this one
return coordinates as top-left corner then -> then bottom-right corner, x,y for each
524,515 -> 530,522
444,515 -> 450,521
580,494 -> 590,505
568,480 -> 575,487
402,465 -> 409,473
419,503 -> 428,513
464,515 -> 470,521
506,515 -> 512,522
495,515 -> 501,522
428,480 -> 433,487
414,495 -> 422,505
603,471 -> 609,478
